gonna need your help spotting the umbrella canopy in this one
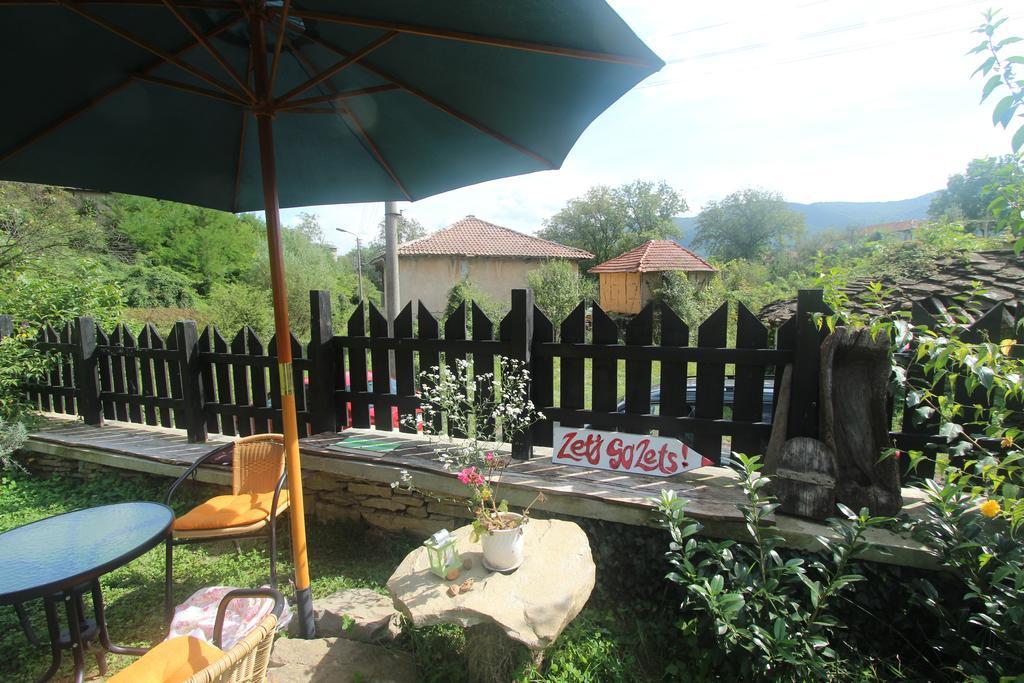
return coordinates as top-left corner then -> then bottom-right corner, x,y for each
0,2 -> 662,210
0,0 -> 662,640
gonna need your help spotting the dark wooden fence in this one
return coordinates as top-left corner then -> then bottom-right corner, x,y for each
11,288 -> 1016,474
0,289 -> 830,466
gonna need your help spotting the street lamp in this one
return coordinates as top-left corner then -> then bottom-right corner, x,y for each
336,227 -> 363,303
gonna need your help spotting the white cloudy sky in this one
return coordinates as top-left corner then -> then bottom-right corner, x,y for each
279,0 -> 1021,253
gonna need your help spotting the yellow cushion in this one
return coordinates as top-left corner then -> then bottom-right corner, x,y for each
173,492 -> 284,531
108,635 -> 224,683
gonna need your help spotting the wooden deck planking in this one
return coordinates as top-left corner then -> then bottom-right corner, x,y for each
22,416 -> 937,569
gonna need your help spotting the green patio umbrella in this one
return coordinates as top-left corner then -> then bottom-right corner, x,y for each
0,0 -> 662,638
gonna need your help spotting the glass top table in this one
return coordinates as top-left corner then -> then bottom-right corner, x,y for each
0,502 -> 173,682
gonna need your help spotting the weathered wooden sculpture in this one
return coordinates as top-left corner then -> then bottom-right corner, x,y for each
819,326 -> 902,516
765,366 -> 839,519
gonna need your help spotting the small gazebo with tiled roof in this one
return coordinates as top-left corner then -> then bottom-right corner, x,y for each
588,240 -> 716,314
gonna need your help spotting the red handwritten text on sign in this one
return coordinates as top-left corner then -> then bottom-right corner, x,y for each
552,425 -> 711,477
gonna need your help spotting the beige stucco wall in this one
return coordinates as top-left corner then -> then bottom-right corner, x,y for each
392,255 -> 579,314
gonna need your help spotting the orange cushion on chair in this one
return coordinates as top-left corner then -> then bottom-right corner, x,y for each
107,635 -> 224,683
173,492 -> 285,531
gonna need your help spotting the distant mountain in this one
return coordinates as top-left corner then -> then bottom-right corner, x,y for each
674,191 -> 939,249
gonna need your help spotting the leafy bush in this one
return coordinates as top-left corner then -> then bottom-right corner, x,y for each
655,455 -> 890,681
0,417 -> 27,470
118,263 -> 197,308
818,269 -> 1024,679
199,281 -> 275,341
0,259 -> 123,329
652,271 -> 725,328
907,456 -> 1024,679
443,277 -> 507,330
527,260 -> 595,330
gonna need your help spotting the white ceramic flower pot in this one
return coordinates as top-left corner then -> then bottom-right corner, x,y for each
481,513 -> 525,572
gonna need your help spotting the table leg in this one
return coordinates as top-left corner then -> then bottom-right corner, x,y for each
92,580 -> 147,656
35,597 -> 63,683
63,593 -> 86,683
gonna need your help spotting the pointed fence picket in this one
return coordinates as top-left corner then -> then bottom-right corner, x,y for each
11,287 -> 1016,478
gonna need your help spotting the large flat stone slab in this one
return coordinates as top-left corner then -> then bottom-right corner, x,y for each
268,636 -> 416,683
312,588 -> 401,642
386,519 -> 595,651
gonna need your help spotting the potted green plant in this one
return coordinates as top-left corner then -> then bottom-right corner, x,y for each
398,356 -> 544,571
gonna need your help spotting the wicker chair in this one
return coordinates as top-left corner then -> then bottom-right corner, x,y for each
109,588 -> 284,683
165,434 -> 289,622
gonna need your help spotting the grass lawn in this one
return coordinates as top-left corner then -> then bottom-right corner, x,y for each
0,470 -> 685,682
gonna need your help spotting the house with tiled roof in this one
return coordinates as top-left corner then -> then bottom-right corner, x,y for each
588,240 -> 716,314
384,215 -> 593,313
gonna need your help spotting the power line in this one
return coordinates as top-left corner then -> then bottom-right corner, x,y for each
640,13 -> 1020,90
660,0 -> 992,66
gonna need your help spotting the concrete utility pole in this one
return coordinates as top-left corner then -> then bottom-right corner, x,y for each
384,201 -> 401,329
336,228 -> 363,303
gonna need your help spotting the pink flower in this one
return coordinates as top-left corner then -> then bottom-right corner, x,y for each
457,467 -> 485,485
485,452 -> 495,462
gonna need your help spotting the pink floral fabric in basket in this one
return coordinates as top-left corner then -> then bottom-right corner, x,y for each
168,586 -> 291,650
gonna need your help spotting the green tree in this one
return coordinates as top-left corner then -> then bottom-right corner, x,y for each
443,277 -> 505,328
106,194 -> 263,293
118,263 -> 197,308
969,9 -> 1024,252
247,213 -> 376,337
199,281 -> 275,341
692,189 -> 805,262
539,180 -> 686,266
0,182 -> 103,273
371,214 -> 427,250
527,260 -> 596,329
928,155 -> 1023,225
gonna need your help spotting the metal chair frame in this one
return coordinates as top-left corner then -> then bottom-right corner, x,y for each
164,438 -> 289,623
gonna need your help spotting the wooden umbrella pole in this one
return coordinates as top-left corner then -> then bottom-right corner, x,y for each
251,6 -> 316,639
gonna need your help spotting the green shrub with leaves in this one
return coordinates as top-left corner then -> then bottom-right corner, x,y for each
198,281 -> 275,341
652,270 -> 725,328
527,260 -> 595,330
655,455 -> 890,681
443,277 -> 507,328
0,417 -> 27,470
817,273 -> 1024,678
907,456 -> 1024,679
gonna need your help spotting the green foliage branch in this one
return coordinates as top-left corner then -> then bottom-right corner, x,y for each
655,455 -> 889,681
818,281 -> 1024,678
527,260 -> 596,331
970,9 -> 1024,252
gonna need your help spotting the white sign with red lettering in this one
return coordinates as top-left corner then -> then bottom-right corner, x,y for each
551,424 -> 712,477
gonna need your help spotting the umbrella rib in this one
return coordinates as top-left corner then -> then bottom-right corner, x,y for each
274,31 -> 398,106
295,31 -> 555,170
232,45 -> 254,213
0,0 -> 237,6
57,0 -> 248,103
285,40 -> 412,201
268,0 -> 290,90
270,7 -> 659,68
0,13 -> 244,165
132,74 -> 245,106
159,0 -> 255,101
341,107 -> 413,201
274,84 -> 400,111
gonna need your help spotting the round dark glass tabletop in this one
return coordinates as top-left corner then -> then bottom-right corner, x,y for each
0,502 -> 173,604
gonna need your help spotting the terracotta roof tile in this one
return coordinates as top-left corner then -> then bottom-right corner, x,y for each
396,216 -> 593,259
587,240 -> 716,273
